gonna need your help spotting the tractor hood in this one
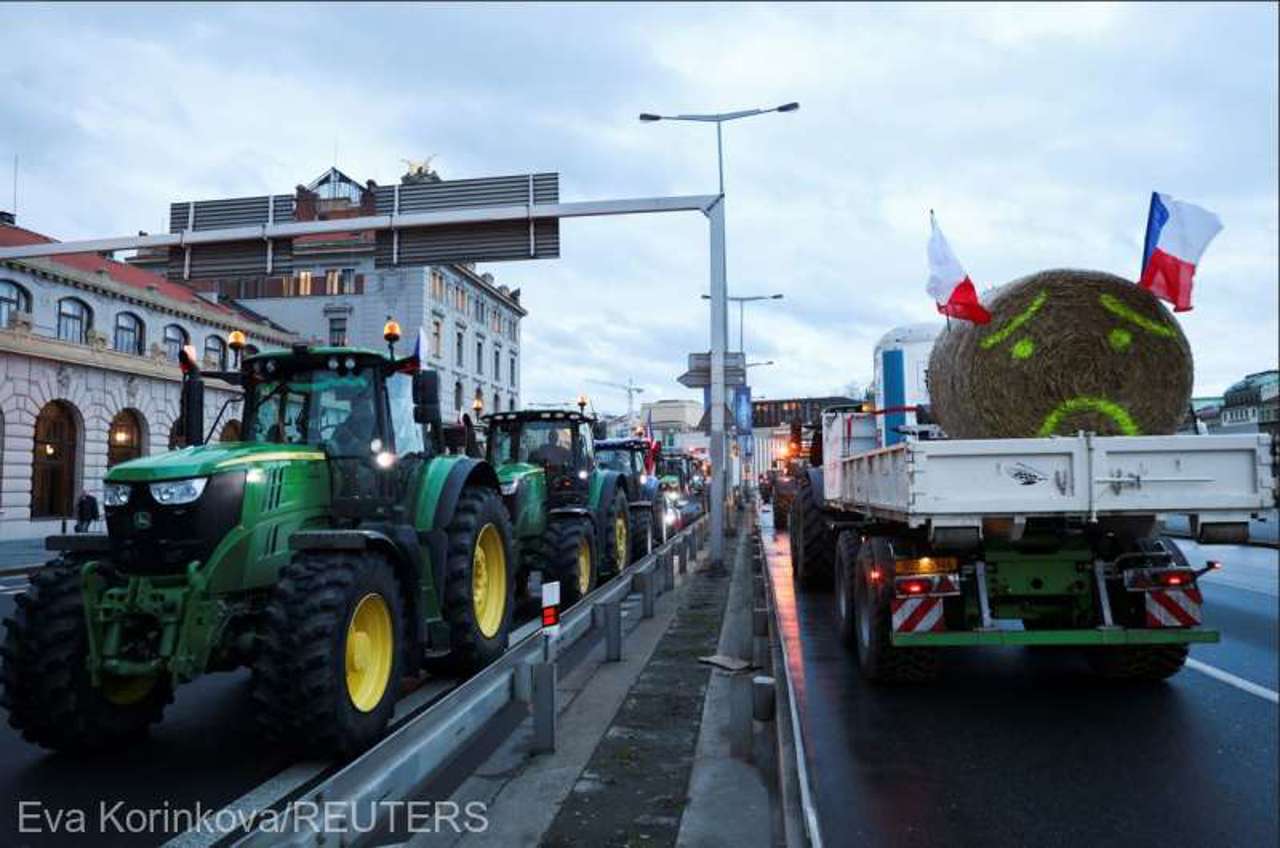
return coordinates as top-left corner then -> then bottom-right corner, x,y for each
105,442 -> 327,483
496,462 -> 544,486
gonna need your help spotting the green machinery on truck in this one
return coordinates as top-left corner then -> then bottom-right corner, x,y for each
790,406 -> 1275,682
1,326 -> 517,755
483,409 -> 640,607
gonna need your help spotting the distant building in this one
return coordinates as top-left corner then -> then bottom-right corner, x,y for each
130,167 -> 527,421
1219,370 -> 1278,434
640,399 -> 703,446
1,212 -> 294,539
750,395 -> 856,473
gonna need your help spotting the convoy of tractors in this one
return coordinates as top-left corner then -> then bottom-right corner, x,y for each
0,324 -> 701,756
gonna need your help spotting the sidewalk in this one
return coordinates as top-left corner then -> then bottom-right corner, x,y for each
410,519 -> 775,848
0,537 -> 48,572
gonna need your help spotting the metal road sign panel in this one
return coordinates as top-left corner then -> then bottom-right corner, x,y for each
678,351 -> 746,388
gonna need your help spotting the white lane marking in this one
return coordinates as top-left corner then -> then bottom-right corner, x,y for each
1186,658 -> 1279,705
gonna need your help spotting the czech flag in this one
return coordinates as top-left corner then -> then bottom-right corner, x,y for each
1140,192 -> 1222,312
926,213 -> 991,324
412,326 -> 430,370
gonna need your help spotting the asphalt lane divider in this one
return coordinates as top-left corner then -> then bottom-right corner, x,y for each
182,516 -> 710,848
1185,658 -> 1280,705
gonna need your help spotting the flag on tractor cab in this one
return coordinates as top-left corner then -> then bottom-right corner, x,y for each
1140,192 -> 1222,312
926,213 -> 991,324
413,326 -> 430,369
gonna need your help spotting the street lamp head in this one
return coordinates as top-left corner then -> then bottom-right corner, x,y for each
770,293 -> 784,299
776,102 -> 800,113
638,113 -> 662,122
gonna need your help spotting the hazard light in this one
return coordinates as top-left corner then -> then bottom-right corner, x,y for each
894,556 -> 958,575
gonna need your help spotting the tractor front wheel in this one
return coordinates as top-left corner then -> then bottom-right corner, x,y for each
440,486 -> 516,673
603,491 -> 630,574
545,518 -> 597,606
1,560 -> 172,752
253,550 -> 405,755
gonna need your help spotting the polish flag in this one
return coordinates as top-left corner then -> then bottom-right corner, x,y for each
1140,192 -> 1222,312
927,213 -> 991,324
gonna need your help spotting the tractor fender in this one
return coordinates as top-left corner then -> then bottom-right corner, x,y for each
594,471 -> 626,522
432,458 -> 501,532
805,466 -> 825,503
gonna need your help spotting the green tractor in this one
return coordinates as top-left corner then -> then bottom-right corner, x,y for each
482,410 -> 640,607
1,330 -> 517,756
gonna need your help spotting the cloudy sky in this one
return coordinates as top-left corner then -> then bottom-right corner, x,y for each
3,2 -> 1276,412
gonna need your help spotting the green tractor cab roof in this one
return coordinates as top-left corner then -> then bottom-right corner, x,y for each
485,410 -> 596,425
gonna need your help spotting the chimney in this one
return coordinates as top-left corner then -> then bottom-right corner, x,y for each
0,211 -> 14,226
510,287 -> 521,303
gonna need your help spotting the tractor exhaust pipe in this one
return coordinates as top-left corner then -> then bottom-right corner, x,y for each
178,345 -> 205,448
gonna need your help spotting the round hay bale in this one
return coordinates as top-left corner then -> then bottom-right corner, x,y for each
926,269 -> 1193,439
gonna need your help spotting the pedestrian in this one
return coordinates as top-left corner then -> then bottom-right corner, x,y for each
74,490 -> 100,533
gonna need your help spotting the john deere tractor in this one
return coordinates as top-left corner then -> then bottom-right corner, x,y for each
1,327 -> 516,756
596,437 -> 663,553
483,410 -> 637,607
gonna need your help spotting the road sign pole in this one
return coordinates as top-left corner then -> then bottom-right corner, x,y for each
708,198 -> 727,571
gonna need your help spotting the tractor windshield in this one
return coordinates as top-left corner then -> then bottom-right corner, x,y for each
245,366 -> 380,458
490,420 -> 582,470
597,449 -> 636,474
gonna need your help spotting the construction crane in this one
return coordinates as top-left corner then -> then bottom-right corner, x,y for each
586,378 -> 645,432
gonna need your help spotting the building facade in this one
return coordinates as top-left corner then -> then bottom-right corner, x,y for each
639,399 -> 703,446
1,214 -> 295,540
132,168 -> 526,422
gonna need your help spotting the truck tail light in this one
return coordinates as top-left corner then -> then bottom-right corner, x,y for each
893,574 -> 962,598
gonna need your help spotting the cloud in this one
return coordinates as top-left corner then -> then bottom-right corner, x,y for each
1,1 -> 1275,408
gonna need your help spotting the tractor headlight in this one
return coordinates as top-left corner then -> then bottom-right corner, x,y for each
665,491 -> 679,503
103,483 -> 132,507
149,477 -> 208,505
500,480 -> 520,496
639,474 -> 649,484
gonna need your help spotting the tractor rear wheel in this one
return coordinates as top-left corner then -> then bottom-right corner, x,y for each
1,560 -> 172,752
440,486 -> 516,673
253,549 -> 404,755
603,490 -> 630,574
833,531 -> 860,648
545,518 -> 597,606
630,507 -> 654,561
791,476 -> 833,591
853,538 -> 937,683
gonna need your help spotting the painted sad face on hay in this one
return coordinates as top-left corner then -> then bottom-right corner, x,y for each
927,270 -> 1194,440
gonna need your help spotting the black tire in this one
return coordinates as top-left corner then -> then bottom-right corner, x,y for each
833,531 -> 860,648
252,549 -> 405,756
439,486 -> 516,674
853,539 -> 938,683
791,476 -> 833,590
603,490 -> 630,574
1086,645 -> 1189,680
630,507 -> 654,560
773,496 -> 790,531
651,502 -> 665,546
545,518 -> 597,607
1,560 -> 172,752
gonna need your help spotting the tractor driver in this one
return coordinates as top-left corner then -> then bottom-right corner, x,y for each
530,427 -> 572,468
328,398 -> 376,457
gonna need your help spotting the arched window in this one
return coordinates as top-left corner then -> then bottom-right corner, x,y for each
164,324 -> 189,362
0,279 -> 32,327
453,381 -> 463,415
107,409 -> 145,467
56,298 -> 92,344
204,335 -> 227,370
32,400 -> 79,518
114,312 -> 145,355
220,419 -> 242,442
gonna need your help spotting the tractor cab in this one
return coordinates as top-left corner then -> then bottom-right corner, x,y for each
484,410 -> 596,508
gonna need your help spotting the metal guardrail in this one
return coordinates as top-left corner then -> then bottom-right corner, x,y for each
223,516 -> 709,847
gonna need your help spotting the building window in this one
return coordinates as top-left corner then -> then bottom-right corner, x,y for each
32,400 -> 79,518
0,279 -> 32,327
341,268 -> 355,294
493,348 -> 501,380
164,324 -> 189,362
456,330 -> 465,365
493,392 -> 500,414
108,408 -> 145,467
476,339 -> 484,375
431,320 -> 443,357
329,316 -> 348,346
510,354 -> 517,387
297,270 -> 313,296
509,394 -> 517,412
204,335 -> 227,370
454,381 -> 464,414
113,312 -> 145,355
431,270 -> 446,302
56,298 -> 92,344
324,269 -> 340,295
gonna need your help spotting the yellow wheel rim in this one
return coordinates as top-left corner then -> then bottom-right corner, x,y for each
472,524 -> 507,639
578,537 -> 592,595
101,674 -> 157,706
615,514 -> 628,564
345,593 -> 394,713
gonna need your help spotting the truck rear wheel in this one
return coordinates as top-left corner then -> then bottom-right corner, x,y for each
833,531 -> 861,647
1086,645 -> 1189,680
545,518 -> 597,606
853,539 -> 938,683
253,549 -> 404,755
1,560 -> 172,752
791,476 -> 833,590
439,486 -> 516,674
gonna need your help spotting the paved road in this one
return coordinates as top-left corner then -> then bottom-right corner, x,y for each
761,505 -> 1279,848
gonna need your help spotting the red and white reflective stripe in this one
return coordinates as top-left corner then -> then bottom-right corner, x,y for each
541,580 -> 561,634
1145,587 -> 1203,628
891,596 -> 946,633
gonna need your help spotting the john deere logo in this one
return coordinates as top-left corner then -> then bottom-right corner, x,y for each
133,511 -> 152,530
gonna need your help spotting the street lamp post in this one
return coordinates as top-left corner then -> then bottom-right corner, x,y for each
643,102 -> 797,569
700,292 -> 784,352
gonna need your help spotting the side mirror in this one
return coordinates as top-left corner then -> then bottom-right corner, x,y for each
412,371 -> 441,426
591,421 -> 606,440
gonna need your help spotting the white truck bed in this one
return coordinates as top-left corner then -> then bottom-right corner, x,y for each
821,412 -> 1275,530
